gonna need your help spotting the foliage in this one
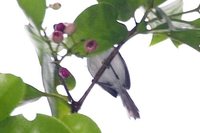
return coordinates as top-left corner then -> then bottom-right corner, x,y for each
67,3 -> 128,57
0,0 -> 200,132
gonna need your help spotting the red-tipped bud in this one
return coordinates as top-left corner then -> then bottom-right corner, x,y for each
59,67 -> 70,78
84,39 -> 98,53
63,23 -> 76,35
52,31 -> 64,43
49,2 -> 61,10
53,23 -> 65,32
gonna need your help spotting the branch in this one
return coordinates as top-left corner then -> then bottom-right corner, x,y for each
75,9 -> 150,111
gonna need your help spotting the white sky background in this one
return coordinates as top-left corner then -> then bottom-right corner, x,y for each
1,0 -> 200,133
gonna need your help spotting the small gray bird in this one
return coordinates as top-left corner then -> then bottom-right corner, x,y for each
87,48 -> 140,119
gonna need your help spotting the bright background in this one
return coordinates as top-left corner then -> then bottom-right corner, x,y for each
1,0 -> 200,133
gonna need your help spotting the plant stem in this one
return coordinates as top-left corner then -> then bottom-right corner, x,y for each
58,75 -> 75,103
41,29 -> 59,61
41,8 -> 149,113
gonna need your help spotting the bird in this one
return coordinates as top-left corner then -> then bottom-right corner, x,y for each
87,48 -> 140,119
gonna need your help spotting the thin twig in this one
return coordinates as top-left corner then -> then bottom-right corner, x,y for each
41,29 -> 58,59
147,4 -> 200,25
170,4 -> 200,17
58,75 -> 75,103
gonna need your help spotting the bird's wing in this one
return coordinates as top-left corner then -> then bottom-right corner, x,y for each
97,82 -> 118,97
110,52 -> 131,90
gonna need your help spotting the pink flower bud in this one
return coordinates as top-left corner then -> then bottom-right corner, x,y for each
63,23 -> 76,35
53,23 -> 65,32
59,67 -> 70,78
84,39 -> 98,53
52,31 -> 64,43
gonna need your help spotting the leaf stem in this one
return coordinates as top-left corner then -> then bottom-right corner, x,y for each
58,75 -> 75,103
42,92 -> 68,103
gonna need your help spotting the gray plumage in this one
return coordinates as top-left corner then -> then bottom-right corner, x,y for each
87,48 -> 140,119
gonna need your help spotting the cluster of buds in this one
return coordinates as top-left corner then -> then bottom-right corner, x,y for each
52,23 -> 76,43
52,23 -> 98,53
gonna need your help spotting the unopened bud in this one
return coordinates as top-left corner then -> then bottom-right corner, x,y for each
53,23 -> 65,32
49,2 -> 61,10
63,23 -> 76,35
59,67 -> 70,78
84,39 -> 98,53
52,31 -> 64,43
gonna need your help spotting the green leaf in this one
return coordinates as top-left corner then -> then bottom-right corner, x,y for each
17,0 -> 46,30
20,84 -> 44,105
144,0 -> 166,8
25,25 -> 50,63
170,38 -> 182,47
0,114 -> 72,133
149,23 -> 169,46
21,83 -> 69,108
0,73 -> 25,121
26,25 -> 71,119
150,34 -> 168,46
97,0 -> 141,21
136,21 -> 148,33
97,0 -> 166,21
66,3 -> 128,57
169,29 -> 200,51
64,75 -> 76,91
191,18 -> 200,28
61,114 -> 101,133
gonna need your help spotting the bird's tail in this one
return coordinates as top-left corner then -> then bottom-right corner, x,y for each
118,89 -> 140,119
